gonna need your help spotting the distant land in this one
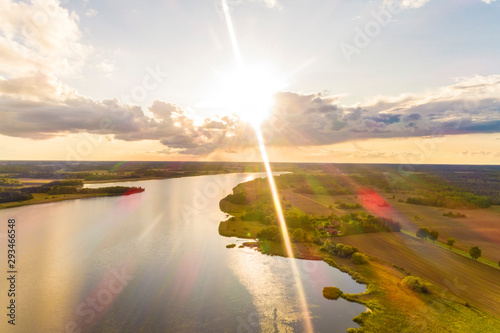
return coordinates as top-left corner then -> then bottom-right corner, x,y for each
1,161 -> 499,211
1,160 -> 500,331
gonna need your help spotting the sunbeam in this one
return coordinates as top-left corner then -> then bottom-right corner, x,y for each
256,128 -> 314,332
221,1 -> 314,331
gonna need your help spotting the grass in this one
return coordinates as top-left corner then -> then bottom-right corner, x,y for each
17,178 -> 54,185
329,255 -> 500,333
336,232 -> 500,318
218,217 -> 267,239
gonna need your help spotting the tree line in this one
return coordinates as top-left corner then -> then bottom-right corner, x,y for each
416,227 -> 485,261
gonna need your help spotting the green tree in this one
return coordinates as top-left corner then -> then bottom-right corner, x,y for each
256,226 -> 281,242
429,230 -> 439,243
447,238 -> 456,249
469,246 -> 481,260
292,228 -> 305,242
416,227 -> 430,240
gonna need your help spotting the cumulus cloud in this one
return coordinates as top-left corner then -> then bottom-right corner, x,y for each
259,75 -> 500,147
385,0 -> 498,7
1,75 -> 499,155
0,0 -> 91,77
399,0 -> 431,8
0,75 -> 247,154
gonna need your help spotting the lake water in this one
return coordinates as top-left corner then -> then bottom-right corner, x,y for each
0,173 -> 365,332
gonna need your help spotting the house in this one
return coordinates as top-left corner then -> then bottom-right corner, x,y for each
317,225 -> 339,235
325,225 -> 339,235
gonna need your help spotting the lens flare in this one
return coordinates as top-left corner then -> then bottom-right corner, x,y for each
256,128 -> 314,332
220,1 -> 314,331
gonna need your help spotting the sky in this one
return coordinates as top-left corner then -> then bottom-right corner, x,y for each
0,0 -> 499,164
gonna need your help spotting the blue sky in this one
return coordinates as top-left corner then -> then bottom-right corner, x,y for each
0,0 -> 499,163
63,0 -> 500,107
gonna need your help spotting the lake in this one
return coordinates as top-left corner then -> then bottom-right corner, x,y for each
0,173 -> 366,332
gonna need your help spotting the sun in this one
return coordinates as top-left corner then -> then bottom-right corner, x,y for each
206,63 -> 284,127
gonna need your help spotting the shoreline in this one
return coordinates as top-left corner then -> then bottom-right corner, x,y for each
0,171 -> 276,210
0,192 -> 138,210
1,172 -> 235,210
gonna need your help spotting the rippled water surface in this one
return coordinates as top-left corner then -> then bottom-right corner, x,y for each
0,173 -> 365,332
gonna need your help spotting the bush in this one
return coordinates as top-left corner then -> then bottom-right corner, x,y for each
320,240 -> 335,252
402,276 -> 430,294
338,245 -> 356,258
226,244 -> 236,248
443,211 -> 466,218
322,287 -> 343,300
334,243 -> 345,255
351,252 -> 368,264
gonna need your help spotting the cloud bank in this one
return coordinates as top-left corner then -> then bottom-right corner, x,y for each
0,0 -> 91,78
1,74 -> 499,155
262,75 -> 500,147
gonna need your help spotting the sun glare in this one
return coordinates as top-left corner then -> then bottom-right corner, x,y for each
208,64 -> 283,127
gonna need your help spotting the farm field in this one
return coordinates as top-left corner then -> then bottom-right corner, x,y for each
301,192 -> 500,262
337,232 -> 500,318
281,189 -> 339,216
380,200 -> 500,262
348,196 -> 500,261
